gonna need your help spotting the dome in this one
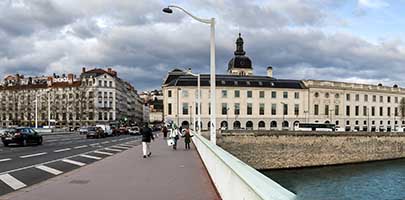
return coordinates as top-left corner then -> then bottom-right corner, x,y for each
227,33 -> 252,71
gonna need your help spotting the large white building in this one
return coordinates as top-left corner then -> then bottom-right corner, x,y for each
0,68 -> 144,128
162,34 -> 405,132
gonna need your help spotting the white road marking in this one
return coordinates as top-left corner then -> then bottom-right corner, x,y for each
74,145 -> 88,149
35,165 -> 63,175
93,151 -> 114,156
47,139 -> 58,142
54,148 -> 71,153
0,174 -> 26,190
0,158 -> 12,162
90,143 -> 100,146
113,146 -> 129,150
112,140 -> 117,142
101,141 -> 110,144
104,148 -> 122,152
80,154 -> 102,160
62,159 -> 86,166
20,152 -> 47,158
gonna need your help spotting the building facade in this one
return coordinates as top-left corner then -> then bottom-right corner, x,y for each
140,90 -> 163,123
0,68 -> 144,128
162,34 -> 405,131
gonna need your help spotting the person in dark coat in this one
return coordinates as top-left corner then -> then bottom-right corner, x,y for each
141,123 -> 154,158
182,128 -> 193,150
162,126 -> 168,138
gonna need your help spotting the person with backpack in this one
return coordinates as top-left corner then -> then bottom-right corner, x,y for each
141,123 -> 154,158
182,128 -> 193,150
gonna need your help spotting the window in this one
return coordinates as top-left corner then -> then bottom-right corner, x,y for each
314,104 -> 319,115
209,103 -> 211,115
104,81 -> 107,87
283,91 -> 288,99
247,103 -> 252,115
355,106 -> 359,116
364,94 -> 368,102
387,107 -> 391,116
379,107 -> 383,116
372,106 -> 375,116
363,106 -> 367,116
380,96 -> 383,103
168,103 -> 172,115
182,103 -> 189,115
222,90 -> 227,98
346,94 -> 350,101
294,92 -> 299,99
271,104 -> 277,115
373,95 -> 376,102
294,104 -> 299,115
168,90 -> 172,98
315,92 -> 319,98
99,80 -> 102,86
388,96 -> 391,103
182,90 -> 189,97
234,103 -> 240,115
234,90 -> 240,98
325,105 -> 329,116
325,93 -> 330,98
259,103 -> 265,115
271,91 -> 277,99
346,106 -> 350,116
247,91 -> 252,98
395,107 -> 398,116
395,97 -> 399,103
259,91 -> 265,98
335,93 -> 340,99
335,105 -> 339,115
283,104 -> 288,115
222,103 -> 228,115
109,81 -> 112,87
355,94 -> 359,101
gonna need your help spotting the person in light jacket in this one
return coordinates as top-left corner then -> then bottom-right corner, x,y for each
141,123 -> 154,158
169,124 -> 180,150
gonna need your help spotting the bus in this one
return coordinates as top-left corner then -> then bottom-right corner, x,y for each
294,123 -> 336,132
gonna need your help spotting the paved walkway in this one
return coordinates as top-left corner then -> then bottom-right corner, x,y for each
1,134 -> 221,200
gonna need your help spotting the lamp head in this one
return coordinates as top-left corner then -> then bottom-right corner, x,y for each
162,7 -> 173,14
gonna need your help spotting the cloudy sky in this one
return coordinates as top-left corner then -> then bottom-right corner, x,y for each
1,0 -> 405,91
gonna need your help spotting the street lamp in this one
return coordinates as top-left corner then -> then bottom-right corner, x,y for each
163,5 -> 217,144
184,70 -> 201,135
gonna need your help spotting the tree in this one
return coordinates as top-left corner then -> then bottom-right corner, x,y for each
400,97 -> 405,119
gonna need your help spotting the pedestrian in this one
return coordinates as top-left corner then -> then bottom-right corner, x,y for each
182,128 -> 193,150
141,122 -> 154,158
169,125 -> 180,150
162,126 -> 168,138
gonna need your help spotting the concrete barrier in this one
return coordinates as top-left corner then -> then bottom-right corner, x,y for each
192,132 -> 296,200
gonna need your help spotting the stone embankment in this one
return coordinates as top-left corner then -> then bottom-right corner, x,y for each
217,130 -> 405,169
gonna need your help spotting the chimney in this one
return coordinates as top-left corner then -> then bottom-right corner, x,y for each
108,68 -> 112,73
47,76 -> 53,86
267,66 -> 273,78
82,67 -> 86,73
67,73 -> 74,84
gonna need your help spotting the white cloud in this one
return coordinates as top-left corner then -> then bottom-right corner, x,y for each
358,0 -> 389,8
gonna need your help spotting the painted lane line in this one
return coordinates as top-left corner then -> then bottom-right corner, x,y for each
62,159 -> 86,166
74,145 -> 88,149
0,158 -> 12,162
20,152 -> 47,158
54,148 -> 71,153
93,151 -> 114,156
101,141 -> 110,144
119,145 -> 134,148
104,148 -> 122,152
35,165 -> 63,175
0,174 -> 26,190
46,139 -> 58,142
80,154 -> 102,160
90,143 -> 100,146
113,146 -> 129,150
112,140 -> 117,142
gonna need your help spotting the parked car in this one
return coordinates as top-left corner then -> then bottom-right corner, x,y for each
79,127 -> 89,135
129,127 -> 140,136
86,127 -> 105,139
96,124 -> 113,137
1,128 -> 43,147
118,127 -> 129,135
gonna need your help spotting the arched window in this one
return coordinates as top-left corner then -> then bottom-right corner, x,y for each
258,121 -> 265,129
270,121 -> 277,128
325,121 -> 330,124
246,121 -> 253,130
220,121 -> 228,130
282,121 -> 289,128
181,121 -> 189,128
207,121 -> 211,130
233,121 -> 241,129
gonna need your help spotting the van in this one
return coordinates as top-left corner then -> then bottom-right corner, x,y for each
96,124 -> 113,137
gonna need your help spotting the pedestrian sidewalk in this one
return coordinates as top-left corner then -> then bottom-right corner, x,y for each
1,135 -> 221,200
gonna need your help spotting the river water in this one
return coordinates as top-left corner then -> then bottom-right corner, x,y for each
262,159 -> 405,200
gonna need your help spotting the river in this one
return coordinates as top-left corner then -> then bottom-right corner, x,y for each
262,159 -> 405,200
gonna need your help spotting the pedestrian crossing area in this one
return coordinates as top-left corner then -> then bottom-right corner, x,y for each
0,141 -> 138,196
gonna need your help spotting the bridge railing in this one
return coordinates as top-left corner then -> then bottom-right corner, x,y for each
192,132 -> 296,200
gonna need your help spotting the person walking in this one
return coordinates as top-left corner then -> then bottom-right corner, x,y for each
162,126 -> 168,138
169,125 -> 180,150
141,123 -> 154,158
182,128 -> 193,150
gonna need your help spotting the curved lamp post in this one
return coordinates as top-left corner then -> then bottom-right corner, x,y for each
163,5 -> 216,144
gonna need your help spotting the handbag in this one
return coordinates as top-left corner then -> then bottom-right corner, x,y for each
167,139 -> 175,146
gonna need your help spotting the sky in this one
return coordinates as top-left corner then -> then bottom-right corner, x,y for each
1,0 -> 405,91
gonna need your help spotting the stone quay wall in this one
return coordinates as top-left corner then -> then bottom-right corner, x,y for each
217,130 -> 405,170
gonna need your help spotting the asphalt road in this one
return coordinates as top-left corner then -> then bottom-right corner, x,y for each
0,133 -> 143,197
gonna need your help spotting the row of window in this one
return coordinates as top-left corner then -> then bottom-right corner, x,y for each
314,92 -> 403,104
98,80 -> 114,88
314,104 -> 401,117
168,90 -> 300,99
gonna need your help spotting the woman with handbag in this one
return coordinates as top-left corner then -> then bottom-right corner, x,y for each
168,124 -> 180,150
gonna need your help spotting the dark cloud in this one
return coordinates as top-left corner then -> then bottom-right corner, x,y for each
0,0 -> 405,91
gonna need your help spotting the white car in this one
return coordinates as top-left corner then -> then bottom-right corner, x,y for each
129,127 -> 140,135
96,125 -> 113,136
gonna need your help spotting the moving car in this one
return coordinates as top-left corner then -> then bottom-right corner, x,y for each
118,127 -> 129,135
96,124 -> 113,137
86,127 -> 105,139
129,127 -> 140,135
1,128 -> 43,147
79,127 -> 89,135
